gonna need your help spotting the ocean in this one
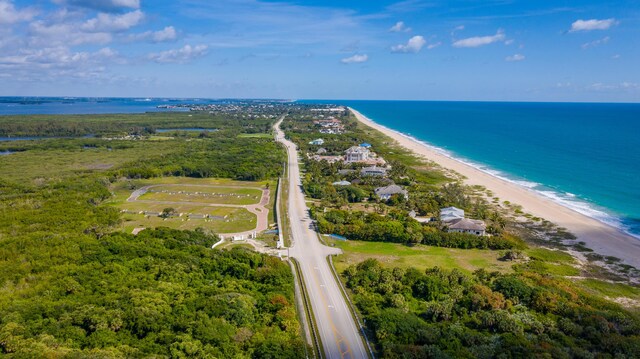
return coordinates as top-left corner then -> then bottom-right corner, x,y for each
1,97 -> 639,239
321,100 -> 640,239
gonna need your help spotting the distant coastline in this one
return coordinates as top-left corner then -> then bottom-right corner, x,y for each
349,107 -> 640,268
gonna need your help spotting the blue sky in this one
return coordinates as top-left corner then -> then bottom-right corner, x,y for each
1,0 -> 639,101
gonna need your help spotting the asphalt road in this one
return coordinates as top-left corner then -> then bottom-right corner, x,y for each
274,118 -> 369,359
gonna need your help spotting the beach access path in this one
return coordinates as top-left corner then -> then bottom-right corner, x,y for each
274,118 -> 369,359
349,107 -> 640,268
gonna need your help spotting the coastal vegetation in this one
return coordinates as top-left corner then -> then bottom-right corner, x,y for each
282,105 -> 640,357
344,259 -> 640,358
0,111 -> 277,137
0,110 -> 305,357
282,110 -> 511,250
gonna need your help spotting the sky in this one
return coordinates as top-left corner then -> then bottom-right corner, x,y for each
1,0 -> 639,102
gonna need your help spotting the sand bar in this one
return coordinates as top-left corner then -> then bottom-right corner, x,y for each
350,107 -> 640,268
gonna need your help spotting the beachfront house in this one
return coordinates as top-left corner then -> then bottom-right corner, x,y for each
309,138 -> 325,145
345,146 -> 370,162
444,218 -> 486,236
360,166 -> 388,177
375,184 -> 408,201
440,206 -> 465,222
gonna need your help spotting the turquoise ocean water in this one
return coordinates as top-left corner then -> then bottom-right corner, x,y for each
2,97 -> 639,239
317,100 -> 640,239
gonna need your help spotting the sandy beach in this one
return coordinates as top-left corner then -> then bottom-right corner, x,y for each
349,107 -> 640,268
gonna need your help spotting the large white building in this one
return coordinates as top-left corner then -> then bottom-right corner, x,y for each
344,146 -> 370,162
440,206 -> 486,236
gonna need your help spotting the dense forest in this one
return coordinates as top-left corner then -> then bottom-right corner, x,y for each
0,110 -> 305,357
0,110 -> 280,137
345,259 -> 640,358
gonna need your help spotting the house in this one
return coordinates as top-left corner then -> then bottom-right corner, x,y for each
375,184 -> 408,201
444,218 -> 486,236
359,142 -> 372,148
360,166 -> 388,177
440,206 -> 465,222
345,146 -> 370,162
332,180 -> 352,186
309,138 -> 324,145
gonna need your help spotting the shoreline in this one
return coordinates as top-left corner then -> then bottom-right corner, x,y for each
349,107 -> 640,268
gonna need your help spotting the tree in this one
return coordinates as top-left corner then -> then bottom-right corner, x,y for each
160,207 -> 177,218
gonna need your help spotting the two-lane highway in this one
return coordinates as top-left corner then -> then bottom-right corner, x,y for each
274,118 -> 369,359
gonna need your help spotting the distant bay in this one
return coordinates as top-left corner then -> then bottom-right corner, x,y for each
0,97 -> 232,115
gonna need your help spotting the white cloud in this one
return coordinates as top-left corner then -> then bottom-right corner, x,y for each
0,0 -> 37,24
588,82 -> 638,91
581,36 -> 609,49
391,35 -> 426,53
340,54 -> 368,64
0,45 -> 125,83
453,29 -> 506,48
130,26 -> 177,42
53,0 -> 140,12
570,18 -> 618,32
505,53 -> 525,62
148,44 -> 208,64
451,25 -> 464,36
389,21 -> 410,32
427,42 -> 441,49
29,20 -> 113,45
81,10 -> 144,32
611,54 -> 620,59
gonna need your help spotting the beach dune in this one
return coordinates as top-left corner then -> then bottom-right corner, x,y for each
350,107 -> 640,269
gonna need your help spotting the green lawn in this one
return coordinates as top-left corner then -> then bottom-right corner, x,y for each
329,239 -> 513,274
109,177 -> 267,234
139,186 -> 263,205
120,207 -> 256,234
576,279 -> 640,299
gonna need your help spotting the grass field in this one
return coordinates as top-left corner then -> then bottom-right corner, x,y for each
0,140 -> 176,181
109,177 -> 269,234
576,278 -> 640,299
120,207 -> 257,234
139,185 -> 263,205
329,239 -> 513,274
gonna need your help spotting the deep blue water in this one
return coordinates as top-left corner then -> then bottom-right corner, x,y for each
2,97 -> 639,238
311,100 -> 640,238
